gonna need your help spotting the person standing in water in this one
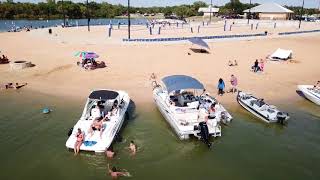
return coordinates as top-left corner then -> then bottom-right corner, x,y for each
107,164 -> 129,179
74,128 -> 84,155
105,146 -> 115,158
128,141 -> 137,155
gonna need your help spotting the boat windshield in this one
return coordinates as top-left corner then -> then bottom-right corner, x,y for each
169,90 -> 198,107
83,98 -> 118,120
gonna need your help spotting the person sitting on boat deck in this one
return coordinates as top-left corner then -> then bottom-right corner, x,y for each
105,146 -> 115,158
128,141 -> 137,155
91,102 -> 104,119
88,117 -> 107,138
198,106 -> 209,122
74,128 -> 84,155
208,103 -> 216,119
217,78 -> 225,96
257,99 -> 265,107
110,100 -> 119,116
107,164 -> 129,179
313,81 -> 320,90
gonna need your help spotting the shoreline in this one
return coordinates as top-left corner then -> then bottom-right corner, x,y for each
0,24 -> 319,111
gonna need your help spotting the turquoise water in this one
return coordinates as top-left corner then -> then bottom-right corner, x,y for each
0,18 -> 148,32
0,90 -> 319,180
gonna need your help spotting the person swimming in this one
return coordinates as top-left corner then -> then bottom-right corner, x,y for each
128,141 -> 137,155
107,164 -> 130,179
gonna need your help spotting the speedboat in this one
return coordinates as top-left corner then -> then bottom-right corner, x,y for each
237,91 -> 289,124
297,85 -> 320,105
152,75 -> 232,147
65,89 -> 130,153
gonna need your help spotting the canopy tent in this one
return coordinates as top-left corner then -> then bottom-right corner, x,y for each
89,90 -> 119,100
162,75 -> 204,93
269,48 -> 293,60
188,37 -> 210,50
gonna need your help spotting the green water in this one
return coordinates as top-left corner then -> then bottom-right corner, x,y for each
0,90 -> 320,180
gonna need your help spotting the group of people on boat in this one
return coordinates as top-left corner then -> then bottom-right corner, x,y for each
217,74 -> 238,96
313,81 -> 320,90
251,59 -> 265,73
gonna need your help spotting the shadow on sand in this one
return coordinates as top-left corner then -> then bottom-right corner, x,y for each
189,48 -> 210,54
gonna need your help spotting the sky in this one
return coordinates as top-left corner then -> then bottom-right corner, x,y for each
3,0 -> 320,8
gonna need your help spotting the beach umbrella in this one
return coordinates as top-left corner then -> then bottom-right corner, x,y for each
74,51 -> 87,59
188,37 -> 210,49
74,51 -> 99,60
85,52 -> 99,59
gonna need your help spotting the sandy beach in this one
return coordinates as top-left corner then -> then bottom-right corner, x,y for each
0,20 -> 320,108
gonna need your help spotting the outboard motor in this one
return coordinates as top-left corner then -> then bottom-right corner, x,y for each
276,112 -> 288,125
67,127 -> 73,137
198,122 -> 212,148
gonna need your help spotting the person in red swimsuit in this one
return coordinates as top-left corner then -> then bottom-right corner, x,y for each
74,128 -> 84,155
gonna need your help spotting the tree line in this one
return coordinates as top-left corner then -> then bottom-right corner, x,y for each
0,0 -> 318,20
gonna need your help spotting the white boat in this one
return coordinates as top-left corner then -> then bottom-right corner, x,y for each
237,91 -> 289,124
297,85 -> 320,105
152,75 -> 232,147
65,89 -> 130,153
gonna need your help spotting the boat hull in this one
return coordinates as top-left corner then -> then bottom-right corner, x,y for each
65,90 -> 130,153
298,85 -> 320,105
237,95 -> 272,123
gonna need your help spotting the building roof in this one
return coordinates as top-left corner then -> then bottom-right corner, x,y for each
162,75 -> 204,93
244,3 -> 293,13
198,5 -> 219,13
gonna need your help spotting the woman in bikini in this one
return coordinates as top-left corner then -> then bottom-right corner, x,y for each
74,128 -> 84,155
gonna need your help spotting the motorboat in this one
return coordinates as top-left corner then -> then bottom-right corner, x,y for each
152,75 -> 232,147
65,89 -> 130,153
237,91 -> 289,124
297,85 -> 320,105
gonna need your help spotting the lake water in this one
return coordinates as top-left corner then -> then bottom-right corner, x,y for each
0,18 -> 148,32
0,90 -> 319,180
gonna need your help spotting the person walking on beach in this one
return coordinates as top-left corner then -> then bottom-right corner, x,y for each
107,164 -> 130,179
74,128 -> 84,155
128,141 -> 137,155
253,59 -> 259,72
217,78 -> 225,96
228,75 -> 238,93
259,59 -> 265,72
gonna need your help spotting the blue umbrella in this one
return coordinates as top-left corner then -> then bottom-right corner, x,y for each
188,37 -> 210,49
